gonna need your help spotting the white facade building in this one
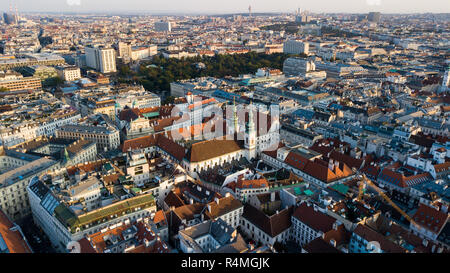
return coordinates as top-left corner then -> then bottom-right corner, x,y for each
85,46 -> 117,73
283,40 -> 309,55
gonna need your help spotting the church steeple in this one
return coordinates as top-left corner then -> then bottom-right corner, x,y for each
233,97 -> 239,134
245,101 -> 256,160
246,101 -> 255,133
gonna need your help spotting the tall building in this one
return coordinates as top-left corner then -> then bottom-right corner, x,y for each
283,40 -> 309,55
56,66 -> 81,82
283,57 -> 316,76
295,8 -> 312,23
118,42 -> 132,63
2,13 -> 16,25
154,21 -> 171,32
85,45 -> 117,74
368,12 -> 381,23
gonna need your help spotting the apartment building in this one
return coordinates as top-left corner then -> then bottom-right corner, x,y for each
85,45 -> 117,74
56,66 -> 81,81
291,202 -> 338,247
240,204 -> 293,246
27,178 -> 157,252
0,149 -> 59,221
55,124 -> 120,152
0,72 -> 41,91
283,40 -> 309,55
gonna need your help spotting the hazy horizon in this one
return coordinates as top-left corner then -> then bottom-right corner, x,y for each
1,0 -> 450,15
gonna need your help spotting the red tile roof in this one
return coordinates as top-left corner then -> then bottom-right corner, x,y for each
353,224 -> 407,253
236,178 -> 269,189
157,135 -> 186,161
0,210 -> 32,253
186,139 -> 242,163
241,204 -> 293,237
122,134 -> 158,153
292,202 -> 336,233
412,203 -> 448,234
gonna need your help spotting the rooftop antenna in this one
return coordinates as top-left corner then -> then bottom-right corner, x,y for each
9,2 -> 14,23
15,4 -> 19,24
248,5 -> 252,18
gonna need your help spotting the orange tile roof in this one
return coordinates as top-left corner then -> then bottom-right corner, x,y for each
236,178 -> 269,189
434,162 -> 450,173
122,135 -> 158,153
412,203 -> 448,234
0,210 -> 32,253
187,139 -> 242,163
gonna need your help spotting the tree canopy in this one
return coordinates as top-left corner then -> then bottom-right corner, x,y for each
116,52 -> 290,93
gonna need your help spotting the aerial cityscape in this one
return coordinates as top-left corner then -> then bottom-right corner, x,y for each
0,0 -> 449,256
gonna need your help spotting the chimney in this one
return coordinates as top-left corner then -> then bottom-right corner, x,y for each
207,204 -> 211,213
422,239 -> 428,247
225,192 -> 231,197
190,198 -> 194,204
215,197 -> 219,204
330,239 -> 337,247
333,221 -> 339,230
271,192 -> 275,202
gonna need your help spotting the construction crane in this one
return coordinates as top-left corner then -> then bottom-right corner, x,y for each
357,174 -> 419,228
111,161 -> 125,176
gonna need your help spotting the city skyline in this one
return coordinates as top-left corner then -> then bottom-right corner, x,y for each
1,0 -> 450,15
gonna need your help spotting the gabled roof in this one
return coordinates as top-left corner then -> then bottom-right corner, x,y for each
434,162 -> 450,173
164,191 -> 185,208
173,203 -> 207,222
378,167 -> 433,188
241,204 -> 293,238
236,178 -> 269,190
302,237 -> 342,253
205,196 -> 243,219
0,210 -> 32,253
292,202 -> 336,233
118,108 -> 142,122
157,135 -> 186,161
353,224 -> 407,253
329,150 -> 364,170
186,139 -> 243,163
412,203 -> 448,234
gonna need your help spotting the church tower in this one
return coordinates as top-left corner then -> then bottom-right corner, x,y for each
245,102 -> 257,160
233,97 -> 239,135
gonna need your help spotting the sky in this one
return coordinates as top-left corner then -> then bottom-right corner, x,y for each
1,0 -> 450,14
